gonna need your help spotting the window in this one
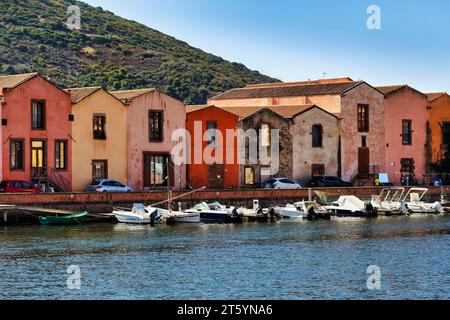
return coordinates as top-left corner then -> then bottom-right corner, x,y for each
10,139 -> 24,170
311,164 -> 325,177
93,115 -> 106,140
261,124 -> 271,147
443,122 -> 450,146
402,120 -> 412,145
149,111 -> 163,142
92,160 -> 108,181
31,100 -> 45,130
357,104 -> 369,132
312,124 -> 323,148
144,154 -> 174,187
244,167 -> 255,186
55,140 -> 68,170
206,121 -> 218,147
400,158 -> 415,183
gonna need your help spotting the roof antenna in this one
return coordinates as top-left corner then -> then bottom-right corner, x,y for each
322,72 -> 328,79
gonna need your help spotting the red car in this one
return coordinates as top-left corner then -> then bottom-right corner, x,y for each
0,180 -> 41,193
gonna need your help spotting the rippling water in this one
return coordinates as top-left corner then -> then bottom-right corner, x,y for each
0,216 -> 449,300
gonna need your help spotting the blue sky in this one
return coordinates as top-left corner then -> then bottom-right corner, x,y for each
83,0 -> 450,93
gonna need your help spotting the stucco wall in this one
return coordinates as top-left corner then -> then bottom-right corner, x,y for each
127,91 -> 186,191
429,94 -> 450,164
238,109 -> 292,187
292,109 -> 340,185
340,83 -> 386,181
71,90 -> 128,191
1,76 -> 72,189
186,106 -> 240,189
384,87 -> 429,184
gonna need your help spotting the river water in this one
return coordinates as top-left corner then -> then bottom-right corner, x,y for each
0,216 -> 449,300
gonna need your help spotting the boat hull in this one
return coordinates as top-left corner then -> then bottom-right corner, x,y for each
39,212 -> 88,226
199,212 -> 242,223
113,211 -> 152,224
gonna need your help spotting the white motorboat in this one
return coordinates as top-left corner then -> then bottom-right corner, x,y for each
113,203 -> 162,225
402,188 -> 445,215
324,196 -> 377,218
371,187 -> 409,216
157,207 -> 200,224
185,202 -> 243,223
272,201 -> 329,220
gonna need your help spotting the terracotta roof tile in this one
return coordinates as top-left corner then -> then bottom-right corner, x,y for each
246,78 -> 354,88
426,92 -> 447,102
210,81 -> 364,101
0,73 -> 38,92
65,87 -> 101,103
376,85 -> 407,95
111,88 -> 156,101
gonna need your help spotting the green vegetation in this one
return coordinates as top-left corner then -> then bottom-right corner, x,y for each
0,0 -> 278,104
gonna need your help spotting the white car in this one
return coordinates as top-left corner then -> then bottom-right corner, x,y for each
264,178 -> 302,190
87,179 -> 134,193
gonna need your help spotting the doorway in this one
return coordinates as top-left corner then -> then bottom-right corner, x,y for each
31,140 -> 46,180
358,147 -> 370,175
208,164 -> 225,189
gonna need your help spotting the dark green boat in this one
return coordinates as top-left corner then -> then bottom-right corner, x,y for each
39,211 -> 88,226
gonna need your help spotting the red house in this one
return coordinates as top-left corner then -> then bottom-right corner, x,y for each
186,105 -> 240,189
0,73 -> 73,191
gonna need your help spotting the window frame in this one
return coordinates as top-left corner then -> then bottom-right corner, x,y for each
311,164 -> 325,177
148,110 -> 164,142
31,99 -> 46,130
54,140 -> 68,171
402,119 -> 412,145
143,153 -> 174,188
10,138 -> 25,171
93,114 -> 107,140
312,124 -> 324,148
92,160 -> 108,181
357,104 -> 369,133
206,120 -> 218,147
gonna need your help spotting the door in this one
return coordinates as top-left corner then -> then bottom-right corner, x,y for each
358,147 -> 370,175
31,140 -> 46,180
208,164 -> 225,189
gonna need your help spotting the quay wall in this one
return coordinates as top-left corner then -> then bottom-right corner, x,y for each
0,187 -> 449,224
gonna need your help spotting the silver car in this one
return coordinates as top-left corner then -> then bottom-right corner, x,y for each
87,179 -> 134,193
264,178 -> 302,190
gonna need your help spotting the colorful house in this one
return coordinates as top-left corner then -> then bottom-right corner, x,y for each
427,92 -> 450,178
111,89 -> 186,191
377,85 -> 429,185
0,73 -> 72,191
186,105 -> 240,189
65,87 -> 128,191
209,79 -> 386,184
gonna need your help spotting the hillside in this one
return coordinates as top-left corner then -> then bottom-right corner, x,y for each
0,0 -> 278,104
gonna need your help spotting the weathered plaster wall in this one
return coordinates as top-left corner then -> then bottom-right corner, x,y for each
127,91 -> 186,191
292,109 -> 340,185
340,83 -> 386,181
429,94 -> 450,164
384,87 -> 429,184
71,90 -> 128,191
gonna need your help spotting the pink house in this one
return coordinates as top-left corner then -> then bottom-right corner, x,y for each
0,73 -> 73,191
111,89 -> 186,191
377,85 -> 429,185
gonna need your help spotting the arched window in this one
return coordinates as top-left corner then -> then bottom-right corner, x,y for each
312,124 -> 323,148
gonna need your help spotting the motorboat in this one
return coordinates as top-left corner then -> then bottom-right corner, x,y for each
185,202 -> 243,223
370,187 -> 409,216
157,207 -> 200,224
272,201 -> 330,220
240,200 -> 275,222
402,188 -> 445,215
324,196 -> 378,218
113,203 -> 163,225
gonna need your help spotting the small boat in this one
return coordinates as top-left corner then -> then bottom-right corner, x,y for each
272,201 -> 330,220
185,202 -> 243,223
241,200 -> 273,222
157,207 -> 200,224
370,187 -> 409,216
39,211 -> 88,226
402,188 -> 445,215
324,196 -> 377,218
113,203 -> 162,225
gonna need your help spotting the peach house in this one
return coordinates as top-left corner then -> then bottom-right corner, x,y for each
377,85 -> 429,185
427,92 -> 450,168
66,87 -> 129,191
111,89 -> 186,191
186,105 -> 240,190
0,73 -> 72,191
209,79 -> 386,185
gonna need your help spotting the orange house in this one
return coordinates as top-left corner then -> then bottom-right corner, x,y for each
427,92 -> 450,168
0,73 -> 73,191
186,105 -> 239,189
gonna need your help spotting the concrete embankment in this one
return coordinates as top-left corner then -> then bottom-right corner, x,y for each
0,187 -> 448,224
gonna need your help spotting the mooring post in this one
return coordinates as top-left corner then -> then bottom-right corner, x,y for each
3,212 -> 7,223
308,188 -> 312,201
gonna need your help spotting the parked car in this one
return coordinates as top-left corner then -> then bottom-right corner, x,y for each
307,176 -> 353,188
87,180 -> 134,193
264,178 -> 302,190
0,180 -> 41,193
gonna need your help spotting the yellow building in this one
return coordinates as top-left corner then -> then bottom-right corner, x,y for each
66,87 -> 128,191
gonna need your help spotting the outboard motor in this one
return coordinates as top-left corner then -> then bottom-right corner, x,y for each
400,203 -> 411,215
365,202 -> 378,218
150,210 -> 163,225
256,208 -> 264,216
432,202 -> 444,214
230,207 -> 243,223
307,206 -> 316,221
